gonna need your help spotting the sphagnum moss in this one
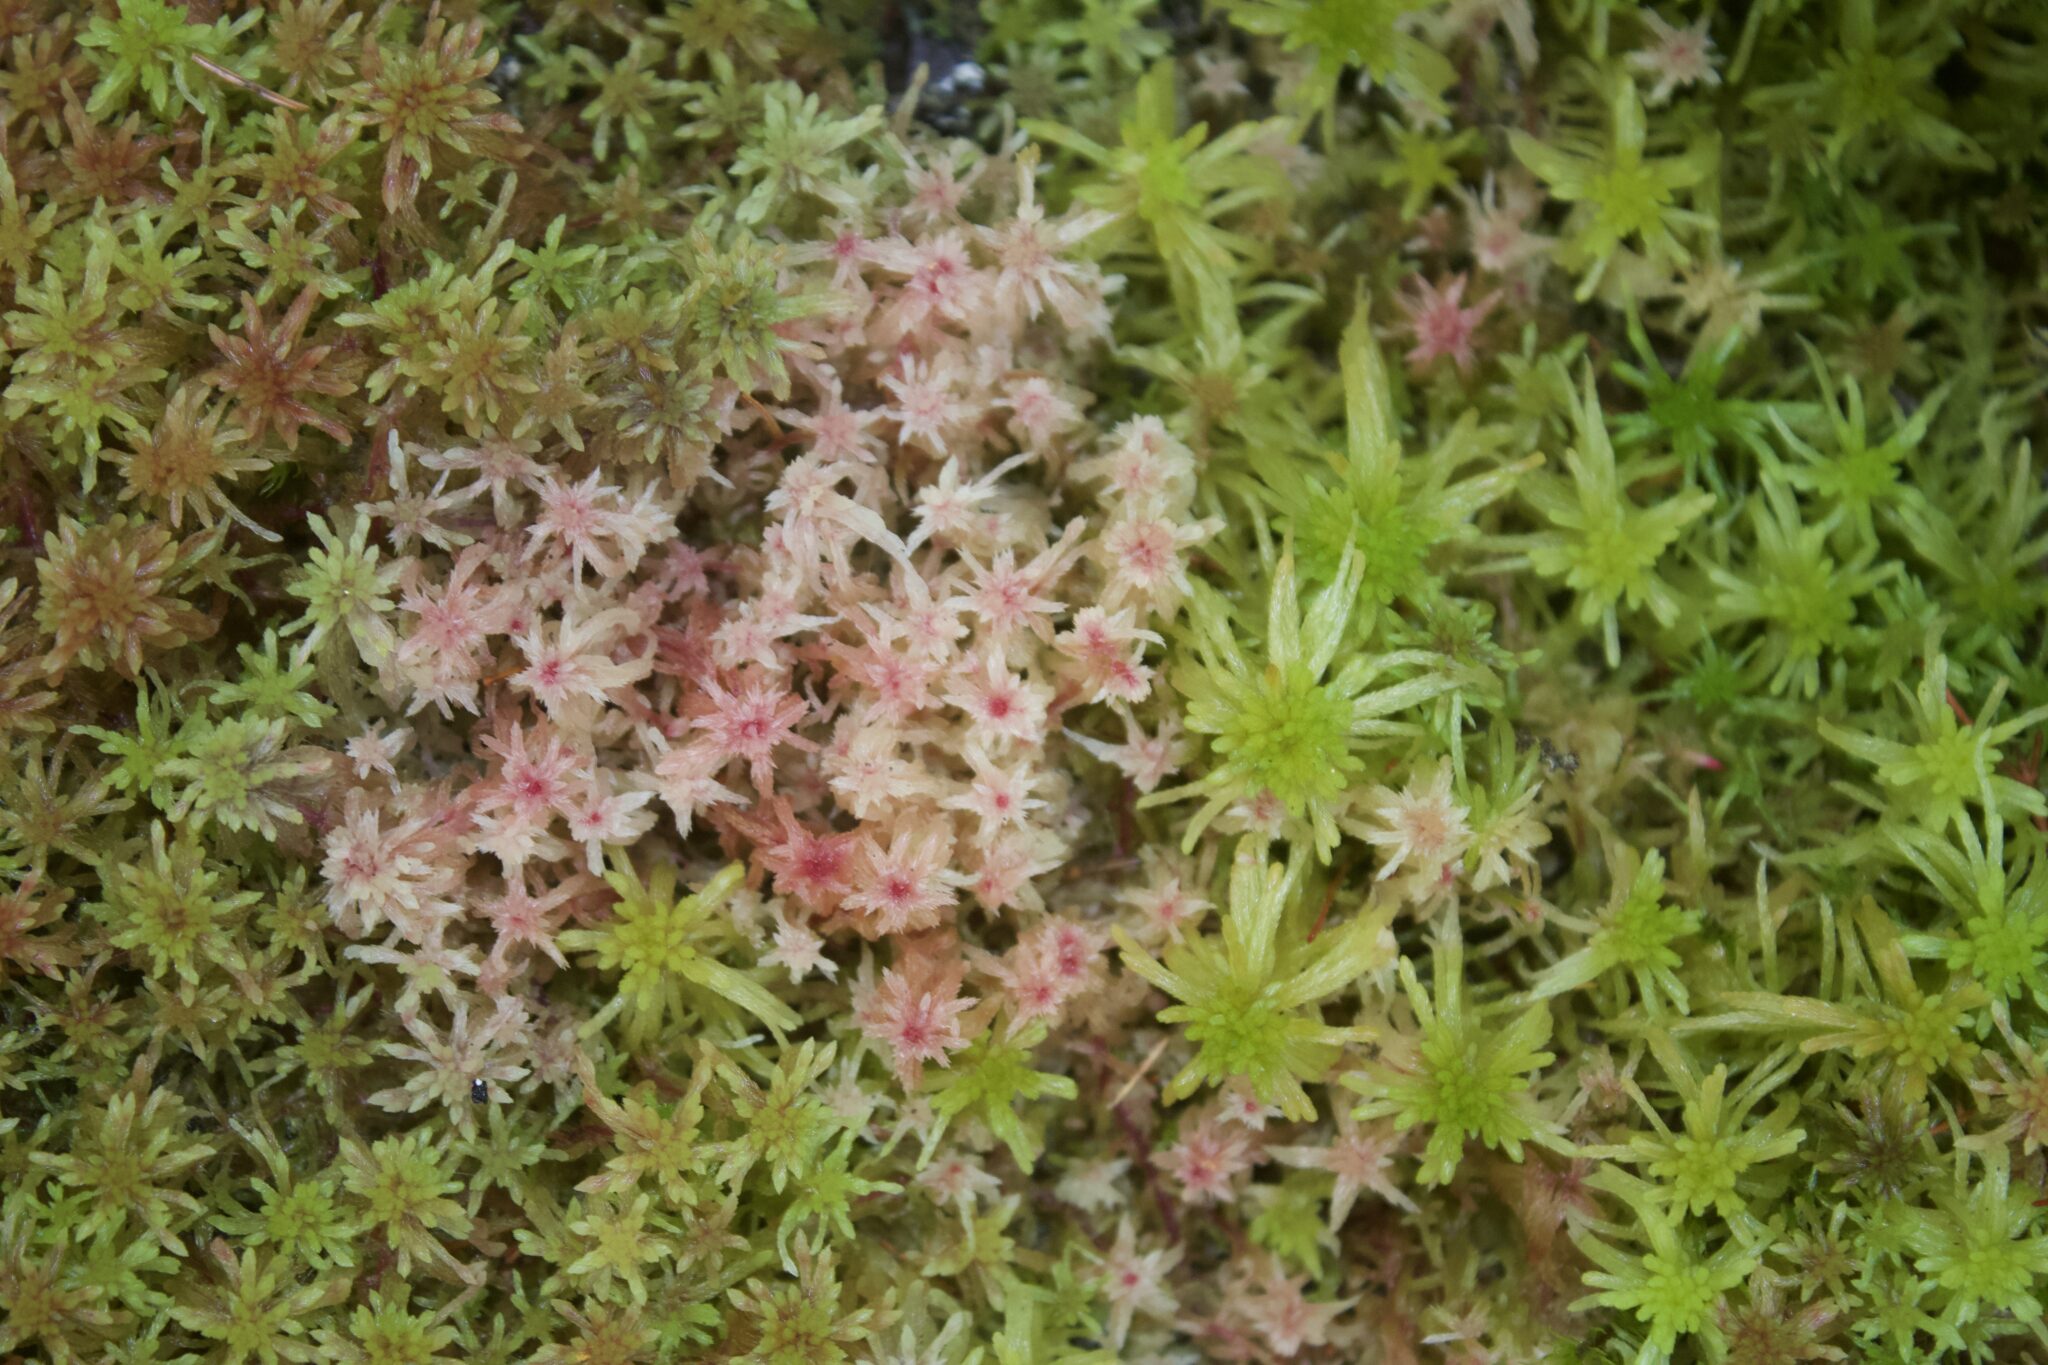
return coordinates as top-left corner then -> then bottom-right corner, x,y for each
0,3 -> 2045,1363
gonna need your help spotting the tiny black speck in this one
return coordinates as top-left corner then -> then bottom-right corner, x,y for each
470,1078 -> 489,1103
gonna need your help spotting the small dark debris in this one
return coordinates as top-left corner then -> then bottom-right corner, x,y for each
881,1 -> 993,138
